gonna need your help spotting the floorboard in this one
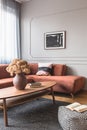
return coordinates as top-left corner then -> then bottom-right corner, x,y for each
42,90 -> 87,104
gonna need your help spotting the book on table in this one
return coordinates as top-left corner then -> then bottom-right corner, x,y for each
29,82 -> 42,88
66,102 -> 87,112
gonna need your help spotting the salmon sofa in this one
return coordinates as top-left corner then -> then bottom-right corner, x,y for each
0,63 -> 85,96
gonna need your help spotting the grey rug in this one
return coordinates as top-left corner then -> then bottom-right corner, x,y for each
0,98 -> 69,130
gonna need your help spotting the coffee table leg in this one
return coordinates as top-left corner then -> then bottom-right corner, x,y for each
51,87 -> 55,104
3,99 -> 8,126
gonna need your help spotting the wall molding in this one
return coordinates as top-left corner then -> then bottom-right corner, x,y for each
29,7 -> 87,62
30,6 -> 87,20
27,58 -> 87,65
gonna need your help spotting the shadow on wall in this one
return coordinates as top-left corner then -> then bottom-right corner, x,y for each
66,66 -> 87,90
66,66 -> 78,75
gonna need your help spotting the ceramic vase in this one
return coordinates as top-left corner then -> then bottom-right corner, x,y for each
13,73 -> 27,90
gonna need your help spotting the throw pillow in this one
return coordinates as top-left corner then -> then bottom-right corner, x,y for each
36,63 -> 52,76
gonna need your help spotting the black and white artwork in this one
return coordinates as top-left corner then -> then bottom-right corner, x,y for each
44,31 -> 66,49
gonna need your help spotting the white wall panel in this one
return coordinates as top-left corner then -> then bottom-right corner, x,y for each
30,8 -> 87,61
21,0 -> 87,89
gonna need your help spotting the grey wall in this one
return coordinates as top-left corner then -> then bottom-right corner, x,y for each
21,0 -> 87,89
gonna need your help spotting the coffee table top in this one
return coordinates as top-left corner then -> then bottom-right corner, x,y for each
0,81 -> 56,99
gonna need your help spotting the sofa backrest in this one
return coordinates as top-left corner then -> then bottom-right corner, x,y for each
29,63 -> 38,74
29,63 -> 66,76
52,64 -> 66,76
0,64 -> 11,79
0,63 -> 66,79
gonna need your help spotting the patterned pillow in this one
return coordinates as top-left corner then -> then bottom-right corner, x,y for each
36,63 -> 52,76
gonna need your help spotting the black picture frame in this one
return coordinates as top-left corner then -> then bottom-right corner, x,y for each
44,31 -> 66,49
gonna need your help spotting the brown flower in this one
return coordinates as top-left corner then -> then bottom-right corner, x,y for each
6,59 -> 30,76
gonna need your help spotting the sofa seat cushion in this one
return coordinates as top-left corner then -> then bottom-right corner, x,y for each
26,75 -> 85,94
26,75 -> 34,83
0,78 -> 13,88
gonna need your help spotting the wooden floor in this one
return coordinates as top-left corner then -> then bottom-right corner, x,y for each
43,90 -> 87,104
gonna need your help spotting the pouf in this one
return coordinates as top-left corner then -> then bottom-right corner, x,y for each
58,106 -> 87,130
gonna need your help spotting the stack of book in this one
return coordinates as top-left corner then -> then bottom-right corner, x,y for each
29,82 -> 42,88
66,102 -> 87,112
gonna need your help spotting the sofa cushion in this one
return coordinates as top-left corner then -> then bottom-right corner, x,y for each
52,64 -> 66,76
36,63 -> 52,76
29,63 -> 38,75
28,63 -> 66,76
0,78 -> 13,88
0,64 -> 11,79
27,75 -> 85,94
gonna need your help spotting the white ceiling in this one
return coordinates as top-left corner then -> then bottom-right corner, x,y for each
16,0 -> 31,3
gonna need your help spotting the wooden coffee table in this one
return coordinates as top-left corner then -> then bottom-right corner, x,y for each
0,81 -> 56,126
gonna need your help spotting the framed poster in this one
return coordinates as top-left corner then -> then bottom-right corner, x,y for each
44,31 -> 66,49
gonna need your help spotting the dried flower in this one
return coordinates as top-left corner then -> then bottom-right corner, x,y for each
6,59 -> 30,76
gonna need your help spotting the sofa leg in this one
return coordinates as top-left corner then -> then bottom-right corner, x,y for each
70,93 -> 74,98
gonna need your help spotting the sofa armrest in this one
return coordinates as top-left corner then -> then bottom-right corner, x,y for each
52,76 -> 86,94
